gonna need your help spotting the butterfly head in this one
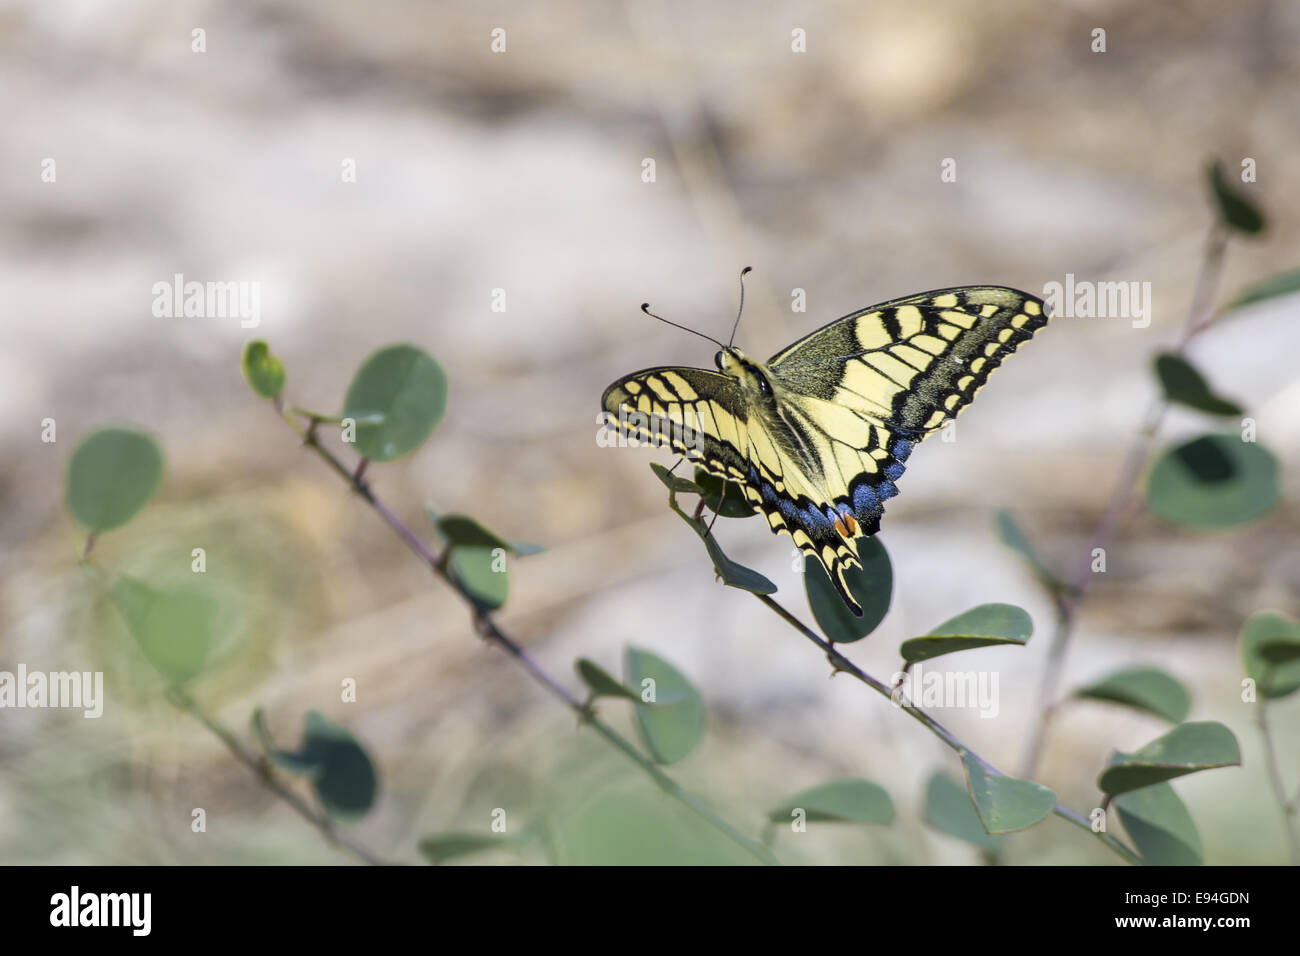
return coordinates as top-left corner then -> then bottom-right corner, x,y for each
715,348 -> 774,398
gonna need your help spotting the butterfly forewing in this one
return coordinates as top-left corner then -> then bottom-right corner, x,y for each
601,367 -> 752,481
768,286 -> 1049,432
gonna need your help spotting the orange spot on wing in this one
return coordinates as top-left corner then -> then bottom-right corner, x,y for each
834,514 -> 858,539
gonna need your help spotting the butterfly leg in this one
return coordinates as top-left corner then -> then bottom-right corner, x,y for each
704,488 -> 724,537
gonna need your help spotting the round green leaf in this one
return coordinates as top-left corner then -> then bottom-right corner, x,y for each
804,537 -> 892,643
1114,781 -> 1202,866
1145,434 -> 1278,528
900,603 -> 1033,664
923,771 -> 1003,853
1153,353 -> 1243,417
576,658 -> 638,700
625,647 -> 705,764
1208,160 -> 1265,235
1075,667 -> 1191,723
1098,721 -> 1241,796
1239,611 -> 1300,699
767,778 -> 894,825
693,468 -> 756,518
961,752 -> 1056,834
450,546 -> 509,610
342,345 -> 447,461
109,575 -> 217,685
66,427 -> 163,532
240,340 -> 285,399
304,711 -> 378,820
258,711 -> 379,819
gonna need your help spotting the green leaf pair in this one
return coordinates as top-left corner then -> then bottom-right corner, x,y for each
243,341 -> 449,463
1094,721 -> 1240,865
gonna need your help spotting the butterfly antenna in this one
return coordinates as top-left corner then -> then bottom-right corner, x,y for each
727,266 -> 753,348
640,303 -> 724,348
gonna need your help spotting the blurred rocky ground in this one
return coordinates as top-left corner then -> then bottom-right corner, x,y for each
1,0 -> 1297,863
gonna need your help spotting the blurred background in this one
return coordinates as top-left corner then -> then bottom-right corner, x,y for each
2,0 -> 1298,864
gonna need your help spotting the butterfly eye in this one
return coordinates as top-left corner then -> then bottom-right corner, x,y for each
714,351 -> 725,371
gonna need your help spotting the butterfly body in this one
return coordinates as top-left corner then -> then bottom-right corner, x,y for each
602,286 -> 1049,615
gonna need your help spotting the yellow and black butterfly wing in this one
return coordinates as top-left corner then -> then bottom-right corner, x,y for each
767,286 -> 1049,433
601,366 -> 752,481
737,393 -> 909,616
752,286 -> 1049,611
600,364 -> 871,611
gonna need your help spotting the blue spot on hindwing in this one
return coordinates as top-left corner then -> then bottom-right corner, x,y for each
852,482 -> 879,518
803,503 -> 831,530
884,461 -> 906,481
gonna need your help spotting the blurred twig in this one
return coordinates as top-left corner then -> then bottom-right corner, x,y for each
748,562 -> 1142,865
277,406 -> 780,867
1018,224 -> 1231,779
1257,702 -> 1300,865
165,686 -> 393,866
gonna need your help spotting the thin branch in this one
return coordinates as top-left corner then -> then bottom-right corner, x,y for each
753,592 -> 1143,865
1019,224 -> 1231,778
276,406 -> 780,867
1257,702 -> 1300,865
165,686 -> 394,866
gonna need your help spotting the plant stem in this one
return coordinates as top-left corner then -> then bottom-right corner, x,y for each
277,407 -> 780,866
754,592 -> 1142,865
165,686 -> 394,866
1019,224 -> 1230,779
1257,703 -> 1300,865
